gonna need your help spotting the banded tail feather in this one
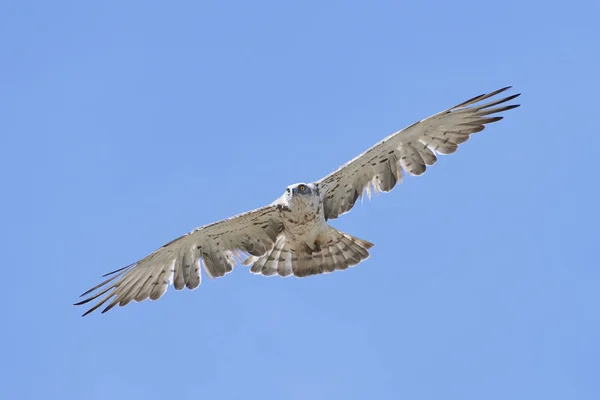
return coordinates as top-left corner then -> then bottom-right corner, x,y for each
245,226 -> 374,277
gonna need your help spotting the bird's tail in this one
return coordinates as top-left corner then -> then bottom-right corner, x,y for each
244,226 -> 374,277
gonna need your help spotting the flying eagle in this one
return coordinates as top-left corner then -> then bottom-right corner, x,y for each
75,86 -> 520,316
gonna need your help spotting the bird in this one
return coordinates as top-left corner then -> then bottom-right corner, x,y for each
75,86 -> 521,316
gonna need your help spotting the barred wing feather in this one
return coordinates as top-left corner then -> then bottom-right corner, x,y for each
75,205 -> 283,316
317,87 -> 521,220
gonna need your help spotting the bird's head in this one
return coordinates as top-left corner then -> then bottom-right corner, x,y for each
284,183 -> 318,207
285,182 -> 314,196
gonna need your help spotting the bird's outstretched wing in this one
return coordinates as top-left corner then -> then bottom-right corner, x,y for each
75,205 -> 283,316
316,87 -> 521,220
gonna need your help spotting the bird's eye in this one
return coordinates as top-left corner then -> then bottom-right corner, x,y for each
286,188 -> 291,194
299,185 -> 306,191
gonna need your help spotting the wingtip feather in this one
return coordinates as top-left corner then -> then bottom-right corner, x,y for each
102,263 -> 135,277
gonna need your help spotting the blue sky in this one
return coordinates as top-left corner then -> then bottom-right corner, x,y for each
1,1 -> 599,399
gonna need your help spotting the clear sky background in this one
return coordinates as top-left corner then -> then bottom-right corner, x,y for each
1,1 -> 599,399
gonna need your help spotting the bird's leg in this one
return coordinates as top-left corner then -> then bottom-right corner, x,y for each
304,241 -> 322,255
